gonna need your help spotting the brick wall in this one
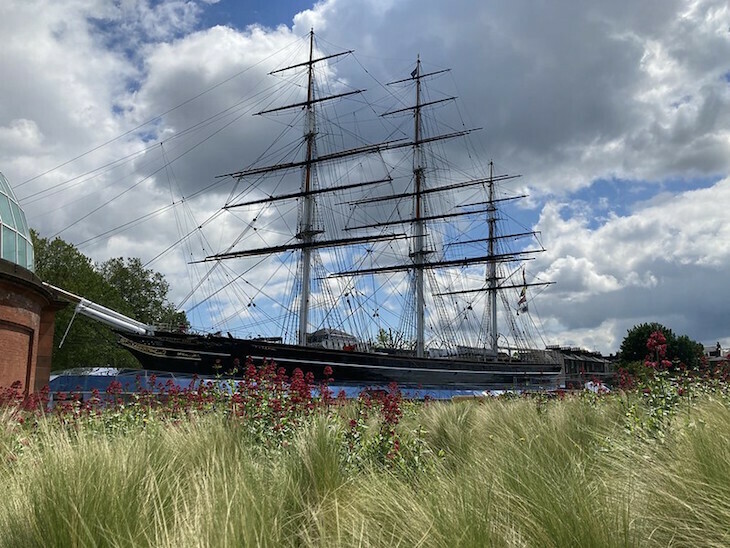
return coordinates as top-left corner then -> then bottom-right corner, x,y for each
0,260 -> 64,394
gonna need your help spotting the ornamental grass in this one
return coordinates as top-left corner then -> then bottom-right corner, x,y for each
2,361 -> 730,547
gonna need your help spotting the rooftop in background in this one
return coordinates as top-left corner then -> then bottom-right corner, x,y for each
0,172 -> 34,272
704,343 -> 726,360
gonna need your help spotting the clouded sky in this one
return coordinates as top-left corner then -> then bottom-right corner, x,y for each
2,0 -> 729,354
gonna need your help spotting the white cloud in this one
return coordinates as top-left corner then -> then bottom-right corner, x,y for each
534,177 -> 730,350
0,119 -> 44,153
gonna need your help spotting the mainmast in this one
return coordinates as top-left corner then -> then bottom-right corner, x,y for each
412,56 -> 427,358
298,30 -> 317,346
487,161 -> 498,352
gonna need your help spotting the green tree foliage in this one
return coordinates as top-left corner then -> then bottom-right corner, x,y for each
373,328 -> 413,350
619,322 -> 703,368
98,257 -> 187,328
673,334 -> 705,368
32,231 -> 125,370
31,231 -> 187,370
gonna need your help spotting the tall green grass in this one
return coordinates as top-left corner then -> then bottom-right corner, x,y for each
2,395 -> 730,547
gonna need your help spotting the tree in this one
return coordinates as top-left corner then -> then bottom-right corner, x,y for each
373,328 -> 413,350
673,334 -> 705,369
619,322 -> 703,369
31,231 -> 187,370
98,257 -> 187,328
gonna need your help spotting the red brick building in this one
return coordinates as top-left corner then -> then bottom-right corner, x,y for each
0,172 -> 64,394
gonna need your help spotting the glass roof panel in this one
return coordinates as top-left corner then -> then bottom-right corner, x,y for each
0,194 -> 14,229
18,237 -> 28,268
10,200 -> 27,237
0,173 -> 10,194
0,171 -> 34,271
2,226 -> 16,262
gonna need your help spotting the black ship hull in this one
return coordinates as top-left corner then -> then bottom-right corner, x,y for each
117,331 -> 562,389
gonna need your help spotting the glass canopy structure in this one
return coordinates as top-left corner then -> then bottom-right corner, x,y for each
0,171 -> 34,272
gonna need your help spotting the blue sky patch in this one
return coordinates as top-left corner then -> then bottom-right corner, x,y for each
560,175 -> 720,229
201,0 -> 314,30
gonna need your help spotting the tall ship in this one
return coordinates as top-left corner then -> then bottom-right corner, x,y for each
53,31 -> 561,389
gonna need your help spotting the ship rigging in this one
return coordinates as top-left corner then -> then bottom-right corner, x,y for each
49,30 -> 561,387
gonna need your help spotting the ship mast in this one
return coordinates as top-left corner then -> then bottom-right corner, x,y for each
487,161 -> 498,352
222,29 -> 361,347
412,56 -> 427,358
298,30 -> 317,346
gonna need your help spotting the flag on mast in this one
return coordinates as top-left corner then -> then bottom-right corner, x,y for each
517,267 -> 528,314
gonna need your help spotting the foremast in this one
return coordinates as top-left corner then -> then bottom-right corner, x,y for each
210,29 -> 362,347
298,31 -> 317,346
202,31 -> 404,347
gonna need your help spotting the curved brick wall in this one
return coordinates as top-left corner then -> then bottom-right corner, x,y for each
0,259 -> 64,394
